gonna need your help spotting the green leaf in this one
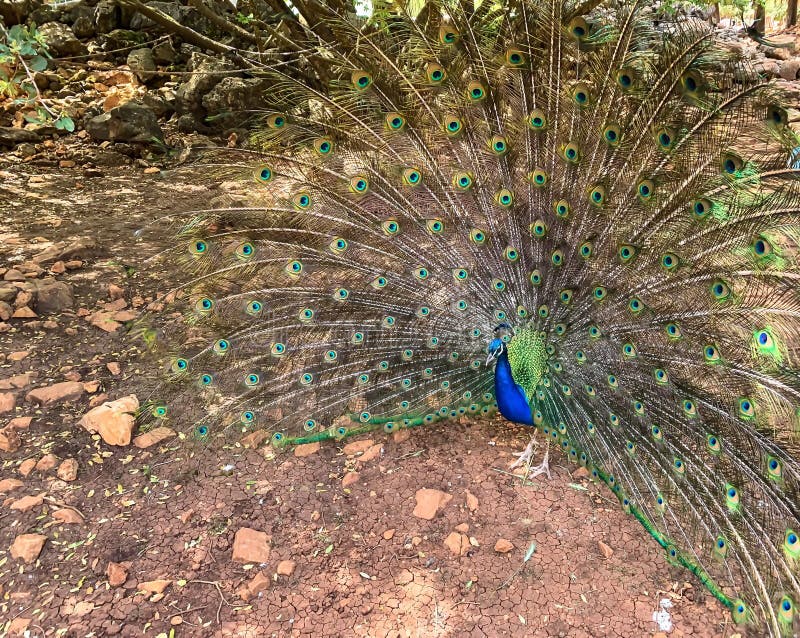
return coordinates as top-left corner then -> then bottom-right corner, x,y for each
29,55 -> 47,72
55,116 -> 75,132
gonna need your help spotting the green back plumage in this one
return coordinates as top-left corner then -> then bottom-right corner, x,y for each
141,1 -> 800,633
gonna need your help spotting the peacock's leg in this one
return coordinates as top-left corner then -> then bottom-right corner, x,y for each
509,433 -> 551,480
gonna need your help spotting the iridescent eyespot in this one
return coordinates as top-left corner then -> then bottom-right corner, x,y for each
371,276 -> 388,289
195,297 -> 213,314
194,425 -> 209,440
738,397 -> 754,418
300,373 -> 313,385
495,188 -> 514,207
682,399 -> 697,417
403,167 -> 422,186
637,179 -> 654,200
628,297 -> 643,314
266,113 -> 286,129
721,152 -> 744,175
385,112 -> 406,131
329,237 -> 348,254
382,315 -> 396,328
579,241 -> 593,259
593,286 -> 607,301
607,374 -> 618,388
453,268 -> 469,281
554,199 -> 570,218
710,279 -> 731,301
622,342 -> 636,357
246,300 -> 263,315
172,358 -> 189,373
654,368 -> 668,384
152,404 -> 168,418
271,342 -> 286,356
661,252 -> 679,271
680,69 -> 704,96
241,411 -> 255,424
691,198 -> 712,220
529,270 -> 542,286
382,219 -> 400,235
351,70 -> 372,91
528,168 -> 547,187
454,171 -> 474,190
191,240 -> 208,255
568,17 -> 588,40
255,165 -> 273,182
426,219 -> 444,234
351,331 -> 364,344
357,373 -> 370,385
531,220 -> 547,238
752,236 -> 773,259
588,185 -> 606,206
603,123 -> 621,146
417,306 -> 430,317
334,287 -> 349,301
571,83 -> 591,106
528,109 -> 547,130
493,278 -> 506,291
286,259 -> 303,275
768,105 -> 788,128
413,267 -> 430,280
467,81 -> 486,102
562,142 -> 581,163
236,242 -> 255,259
213,339 -> 230,354
506,48 -> 525,66
551,249 -> 563,266
313,137 -> 334,155
439,26 -> 458,44
245,373 -> 260,386
325,350 -> 338,362
666,322 -> 681,339
292,192 -> 311,210
350,175 -> 369,194
618,244 -> 637,263
704,344 -> 721,363
199,373 -> 213,387
489,135 -> 509,155
444,115 -> 463,136
426,63 -> 446,84
504,247 -> 519,261
655,127 -> 675,151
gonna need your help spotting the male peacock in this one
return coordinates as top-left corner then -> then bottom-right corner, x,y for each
142,1 -> 800,634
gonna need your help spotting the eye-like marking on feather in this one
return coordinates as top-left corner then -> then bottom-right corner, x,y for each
666,322 -> 682,339
654,368 -> 669,384
602,123 -> 622,146
467,81 -> 487,102
724,483 -> 740,512
382,218 -> 400,235
270,342 -> 286,357
680,69 -> 705,99
561,142 -> 581,163
588,185 -> 606,206
171,357 -> 189,374
554,199 -> 571,219
385,112 -> 406,131
492,278 -> 507,292
616,67 -> 636,90
618,244 -> 638,263
198,373 -> 214,387
554,323 -> 566,336
195,297 -> 213,315
426,62 -> 446,84
266,113 -> 286,129
213,338 -> 230,355
673,457 -> 686,477
453,171 -> 474,190
654,127 -> 676,152
622,342 -> 637,358
333,287 -> 349,301
190,239 -> 208,256
551,249 -> 564,266
439,25 -> 459,45
751,235 -> 774,261
637,179 -> 654,201
571,82 -> 592,107
495,188 -> 514,207
690,197 -> 713,220
579,240 -> 593,259
452,267 -> 469,282
351,70 -> 373,91
737,397 -> 755,419
371,275 -> 388,289
721,151 -> 744,175
589,324 -> 602,339
732,600 -> 750,625
575,350 -> 586,363
349,175 -> 370,194
765,455 -> 782,481
241,411 -> 256,426
538,304 -> 549,318
298,307 -> 314,323
402,167 -> 423,186
489,135 -> 509,155
444,114 -> 463,136
592,285 -> 607,301
529,269 -> 542,286
559,289 -> 573,305
651,424 -> 663,442
413,267 -> 430,281
292,192 -> 312,210
329,237 -> 348,254
567,16 -> 589,41
531,219 -> 547,238
504,246 -> 519,261
682,399 -> 697,418
426,219 -> 444,235
710,279 -> 732,302
753,327 -> 783,362
628,297 -> 644,315
703,344 -> 722,364
785,530 -> 800,562
777,596 -> 795,629
285,259 -> 303,276
469,227 -> 486,244
661,252 -> 679,272
505,48 -> 525,67
254,165 -> 273,182
351,331 -> 364,345
417,305 -> 431,318
235,242 -> 255,260
527,168 -> 548,187
244,372 -> 261,387
313,137 -> 334,156
194,424 -> 209,441
245,300 -> 263,316
768,104 -> 788,128
528,108 -> 547,131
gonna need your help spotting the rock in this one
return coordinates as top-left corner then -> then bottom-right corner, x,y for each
0,127 -> 42,148
359,443 -> 382,463
19,458 -> 36,476
465,489 -> 479,512
151,40 -> 177,64
133,426 -> 175,448
57,458 -> 79,481
494,538 -> 514,553
6,617 -> 31,635
10,493 -> 44,511
598,540 -> 614,559
0,392 -> 16,413
232,527 -> 271,564
0,0 -> 42,25
107,361 -> 122,375
4,269 -> 24,282
343,439 -> 374,455
176,52 -> 236,115
0,373 -> 36,390
383,529 -> 395,540
26,381 -> 84,406
34,280 -> 74,314
444,532 -> 470,556
393,429 -> 411,443
94,0 -> 121,33
202,77 -> 271,119
138,579 -> 171,594
276,560 -> 296,576
342,471 -> 360,487
79,395 -> 138,446
127,48 -> 156,83
0,301 -> 12,321
38,22 -> 87,57
779,58 -> 800,81
108,284 -> 125,300
72,14 -> 95,38
107,561 -> 128,587
412,488 -> 452,520
0,427 -> 20,452
32,237 -> 98,265
53,508 -> 84,524
12,306 -> 36,319
35,453 -> 58,472
8,351 -> 29,361
237,571 -> 270,602
0,478 -> 24,493
86,101 -> 163,143
7,416 -> 32,430
455,523 -> 469,533
9,533 -> 46,563
294,441 -> 320,457
240,429 -> 268,448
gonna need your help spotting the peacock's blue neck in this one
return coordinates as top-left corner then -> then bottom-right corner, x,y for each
494,350 -> 534,425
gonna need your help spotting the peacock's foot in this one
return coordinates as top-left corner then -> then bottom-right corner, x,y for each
509,435 -> 551,480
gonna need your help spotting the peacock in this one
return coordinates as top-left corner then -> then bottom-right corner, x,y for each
139,0 -> 800,634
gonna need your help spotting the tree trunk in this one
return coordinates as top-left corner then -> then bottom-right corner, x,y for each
752,1 -> 765,35
788,0 -> 798,27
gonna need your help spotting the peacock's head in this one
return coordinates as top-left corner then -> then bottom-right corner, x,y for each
486,323 -> 513,366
